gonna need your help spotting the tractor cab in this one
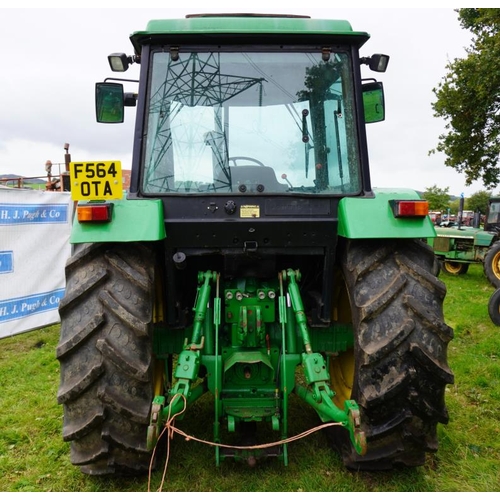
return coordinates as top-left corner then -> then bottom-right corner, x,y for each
97,15 -> 388,199
485,197 -> 500,233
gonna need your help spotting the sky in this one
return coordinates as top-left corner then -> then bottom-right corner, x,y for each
0,3 -> 494,198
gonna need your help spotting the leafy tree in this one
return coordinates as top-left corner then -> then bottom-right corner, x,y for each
422,185 -> 451,212
431,9 -> 500,189
465,190 -> 492,214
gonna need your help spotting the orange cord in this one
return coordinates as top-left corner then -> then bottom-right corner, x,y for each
148,393 -> 343,492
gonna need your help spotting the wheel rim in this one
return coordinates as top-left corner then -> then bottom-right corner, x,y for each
329,350 -> 354,406
491,252 -> 500,280
443,261 -> 464,275
330,270 -> 354,406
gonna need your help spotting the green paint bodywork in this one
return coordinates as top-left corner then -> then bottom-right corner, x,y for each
432,226 -> 495,247
428,225 -> 497,263
70,198 -> 166,244
338,188 -> 437,239
130,16 -> 370,53
70,188 -> 434,244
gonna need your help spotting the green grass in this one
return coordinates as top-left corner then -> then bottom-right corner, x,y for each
0,264 -> 499,492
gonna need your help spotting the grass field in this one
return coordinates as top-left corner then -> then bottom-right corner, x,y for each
0,263 -> 499,492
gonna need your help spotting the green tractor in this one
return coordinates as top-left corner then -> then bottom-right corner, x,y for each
57,13 -> 454,475
428,197 -> 500,287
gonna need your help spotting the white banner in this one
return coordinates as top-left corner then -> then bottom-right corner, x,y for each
0,188 -> 73,338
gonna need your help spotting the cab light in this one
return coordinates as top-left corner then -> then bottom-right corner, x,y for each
77,203 -> 113,223
390,200 -> 429,218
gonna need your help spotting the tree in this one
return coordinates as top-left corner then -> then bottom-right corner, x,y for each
431,9 -> 500,189
422,184 -> 451,212
465,190 -> 492,214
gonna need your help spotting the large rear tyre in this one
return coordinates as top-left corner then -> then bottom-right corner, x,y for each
56,243 -> 156,475
483,241 -> 500,288
328,239 -> 454,470
488,287 -> 500,326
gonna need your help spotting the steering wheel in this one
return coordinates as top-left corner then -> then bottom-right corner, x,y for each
228,156 -> 265,167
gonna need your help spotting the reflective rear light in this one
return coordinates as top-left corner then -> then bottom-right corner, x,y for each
390,200 -> 429,218
77,203 -> 113,223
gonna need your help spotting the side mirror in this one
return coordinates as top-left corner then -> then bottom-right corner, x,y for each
362,81 -> 385,124
95,82 -> 124,123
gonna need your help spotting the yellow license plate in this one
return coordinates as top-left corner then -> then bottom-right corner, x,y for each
69,161 -> 123,201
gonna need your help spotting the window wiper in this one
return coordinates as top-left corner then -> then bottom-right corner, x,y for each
302,109 -> 313,178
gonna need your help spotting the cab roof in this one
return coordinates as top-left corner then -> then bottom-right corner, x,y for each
129,14 -> 370,54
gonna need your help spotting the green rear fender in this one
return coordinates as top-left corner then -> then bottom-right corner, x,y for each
338,188 -> 436,239
70,198 -> 166,243
70,189 -> 435,243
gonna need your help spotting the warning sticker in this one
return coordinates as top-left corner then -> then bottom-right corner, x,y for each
240,205 -> 260,218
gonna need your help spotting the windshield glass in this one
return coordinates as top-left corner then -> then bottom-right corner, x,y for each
142,49 -> 361,195
487,202 -> 500,224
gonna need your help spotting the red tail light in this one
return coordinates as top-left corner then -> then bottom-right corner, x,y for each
390,200 -> 429,218
77,203 -> 113,223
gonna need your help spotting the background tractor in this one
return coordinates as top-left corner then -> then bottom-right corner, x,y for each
428,197 -> 500,287
57,13 -> 454,475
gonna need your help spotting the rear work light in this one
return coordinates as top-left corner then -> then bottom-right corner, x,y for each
77,203 -> 113,223
390,200 -> 429,218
